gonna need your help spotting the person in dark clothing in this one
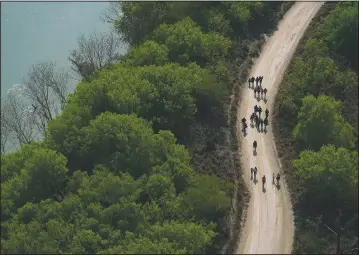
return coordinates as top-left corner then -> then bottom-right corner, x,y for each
258,106 -> 262,118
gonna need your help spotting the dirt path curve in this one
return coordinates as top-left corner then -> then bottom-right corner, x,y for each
236,2 -> 323,254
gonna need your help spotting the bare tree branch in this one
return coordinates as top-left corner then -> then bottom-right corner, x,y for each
1,106 -> 10,155
1,62 -> 70,154
100,2 -> 122,24
321,212 -> 358,254
68,30 -> 123,80
323,222 -> 338,236
343,214 -> 358,231
2,88 -> 37,148
341,237 -> 358,254
21,61 -> 70,136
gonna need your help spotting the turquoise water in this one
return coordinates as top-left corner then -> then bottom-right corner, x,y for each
1,2 -> 125,95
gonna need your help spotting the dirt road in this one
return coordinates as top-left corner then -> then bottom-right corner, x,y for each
236,2 -> 323,254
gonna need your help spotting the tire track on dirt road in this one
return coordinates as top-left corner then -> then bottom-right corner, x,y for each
235,2 -> 323,254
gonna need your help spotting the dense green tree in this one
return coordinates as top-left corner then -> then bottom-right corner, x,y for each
47,63 -> 227,163
293,95 -> 355,150
123,40 -> 169,67
2,157 -> 232,254
1,142 -> 44,183
152,17 -> 232,67
143,221 -> 216,253
111,2 -> 280,45
203,7 -> 233,36
77,112 -> 158,176
180,174 -> 232,222
99,236 -> 186,254
317,2 -> 358,69
1,148 -> 68,221
112,2 -> 219,45
113,2 -> 169,45
293,145 -> 358,215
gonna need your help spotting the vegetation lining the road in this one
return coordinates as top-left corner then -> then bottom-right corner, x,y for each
273,2 -> 358,254
1,2 -> 293,253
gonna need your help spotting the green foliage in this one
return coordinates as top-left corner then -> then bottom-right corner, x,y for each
78,112 -> 158,176
113,2 -> 279,45
277,39 -> 358,132
1,159 -> 231,254
293,95 -> 355,150
123,40 -> 169,67
114,2 -> 169,45
293,145 -> 358,215
227,2 -> 264,24
1,142 -> 44,183
152,17 -> 232,67
143,221 -> 216,253
203,7 -> 232,36
47,62 -> 227,164
316,2 -> 358,69
181,174 -> 232,222
294,229 -> 327,254
1,148 -> 68,221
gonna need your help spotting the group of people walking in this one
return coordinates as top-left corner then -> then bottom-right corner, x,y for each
248,76 -> 268,100
240,101 -> 270,133
243,75 -> 281,190
251,105 -> 269,132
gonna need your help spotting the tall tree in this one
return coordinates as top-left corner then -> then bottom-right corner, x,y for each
293,95 -> 355,150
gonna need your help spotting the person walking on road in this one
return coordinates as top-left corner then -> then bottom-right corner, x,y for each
276,173 -> 281,186
264,117 -> 269,131
272,173 -> 275,185
258,106 -> 262,118
265,108 -> 269,119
